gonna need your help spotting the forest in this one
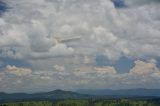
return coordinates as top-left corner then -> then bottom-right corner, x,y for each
0,99 -> 160,106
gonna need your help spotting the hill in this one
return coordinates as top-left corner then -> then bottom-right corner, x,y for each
77,88 -> 160,97
0,89 -> 91,103
1,89 -> 160,103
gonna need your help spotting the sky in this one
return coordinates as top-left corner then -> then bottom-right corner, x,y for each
0,0 -> 160,93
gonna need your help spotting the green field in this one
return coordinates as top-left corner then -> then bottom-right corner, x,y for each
0,99 -> 160,106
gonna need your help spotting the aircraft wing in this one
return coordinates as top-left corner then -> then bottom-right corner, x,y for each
56,36 -> 81,43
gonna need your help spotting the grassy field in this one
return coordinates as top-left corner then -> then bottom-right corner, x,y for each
0,99 -> 160,106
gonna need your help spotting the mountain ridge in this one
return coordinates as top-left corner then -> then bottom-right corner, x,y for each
77,88 -> 160,96
0,89 -> 92,103
1,89 -> 160,103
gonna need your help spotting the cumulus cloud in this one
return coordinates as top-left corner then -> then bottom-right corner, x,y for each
0,60 -> 160,92
0,0 -> 160,92
129,60 -> 160,75
94,67 -> 117,74
30,44 -> 74,59
0,0 -> 160,61
53,65 -> 65,71
72,60 -> 160,89
0,72 -> 5,81
126,0 -> 160,7
83,56 -> 91,64
6,65 -> 32,76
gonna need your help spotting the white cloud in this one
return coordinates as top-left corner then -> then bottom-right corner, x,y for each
53,65 -> 65,71
94,67 -> 117,74
30,44 -> 74,59
0,0 -> 160,91
74,60 -> 160,88
83,56 -> 91,64
126,0 -> 160,7
6,65 -> 32,76
0,60 -> 160,92
129,60 -> 160,75
0,72 -> 5,81
1,0 -> 160,61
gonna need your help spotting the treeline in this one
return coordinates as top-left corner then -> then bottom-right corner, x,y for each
0,99 -> 160,106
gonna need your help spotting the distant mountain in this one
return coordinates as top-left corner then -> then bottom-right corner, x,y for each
0,89 -> 92,103
1,89 -> 160,103
34,89 -> 92,99
77,88 -> 160,97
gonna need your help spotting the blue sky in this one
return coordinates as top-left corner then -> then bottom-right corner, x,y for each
112,0 -> 126,8
96,55 -> 134,73
0,0 -> 160,92
0,1 -> 7,15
